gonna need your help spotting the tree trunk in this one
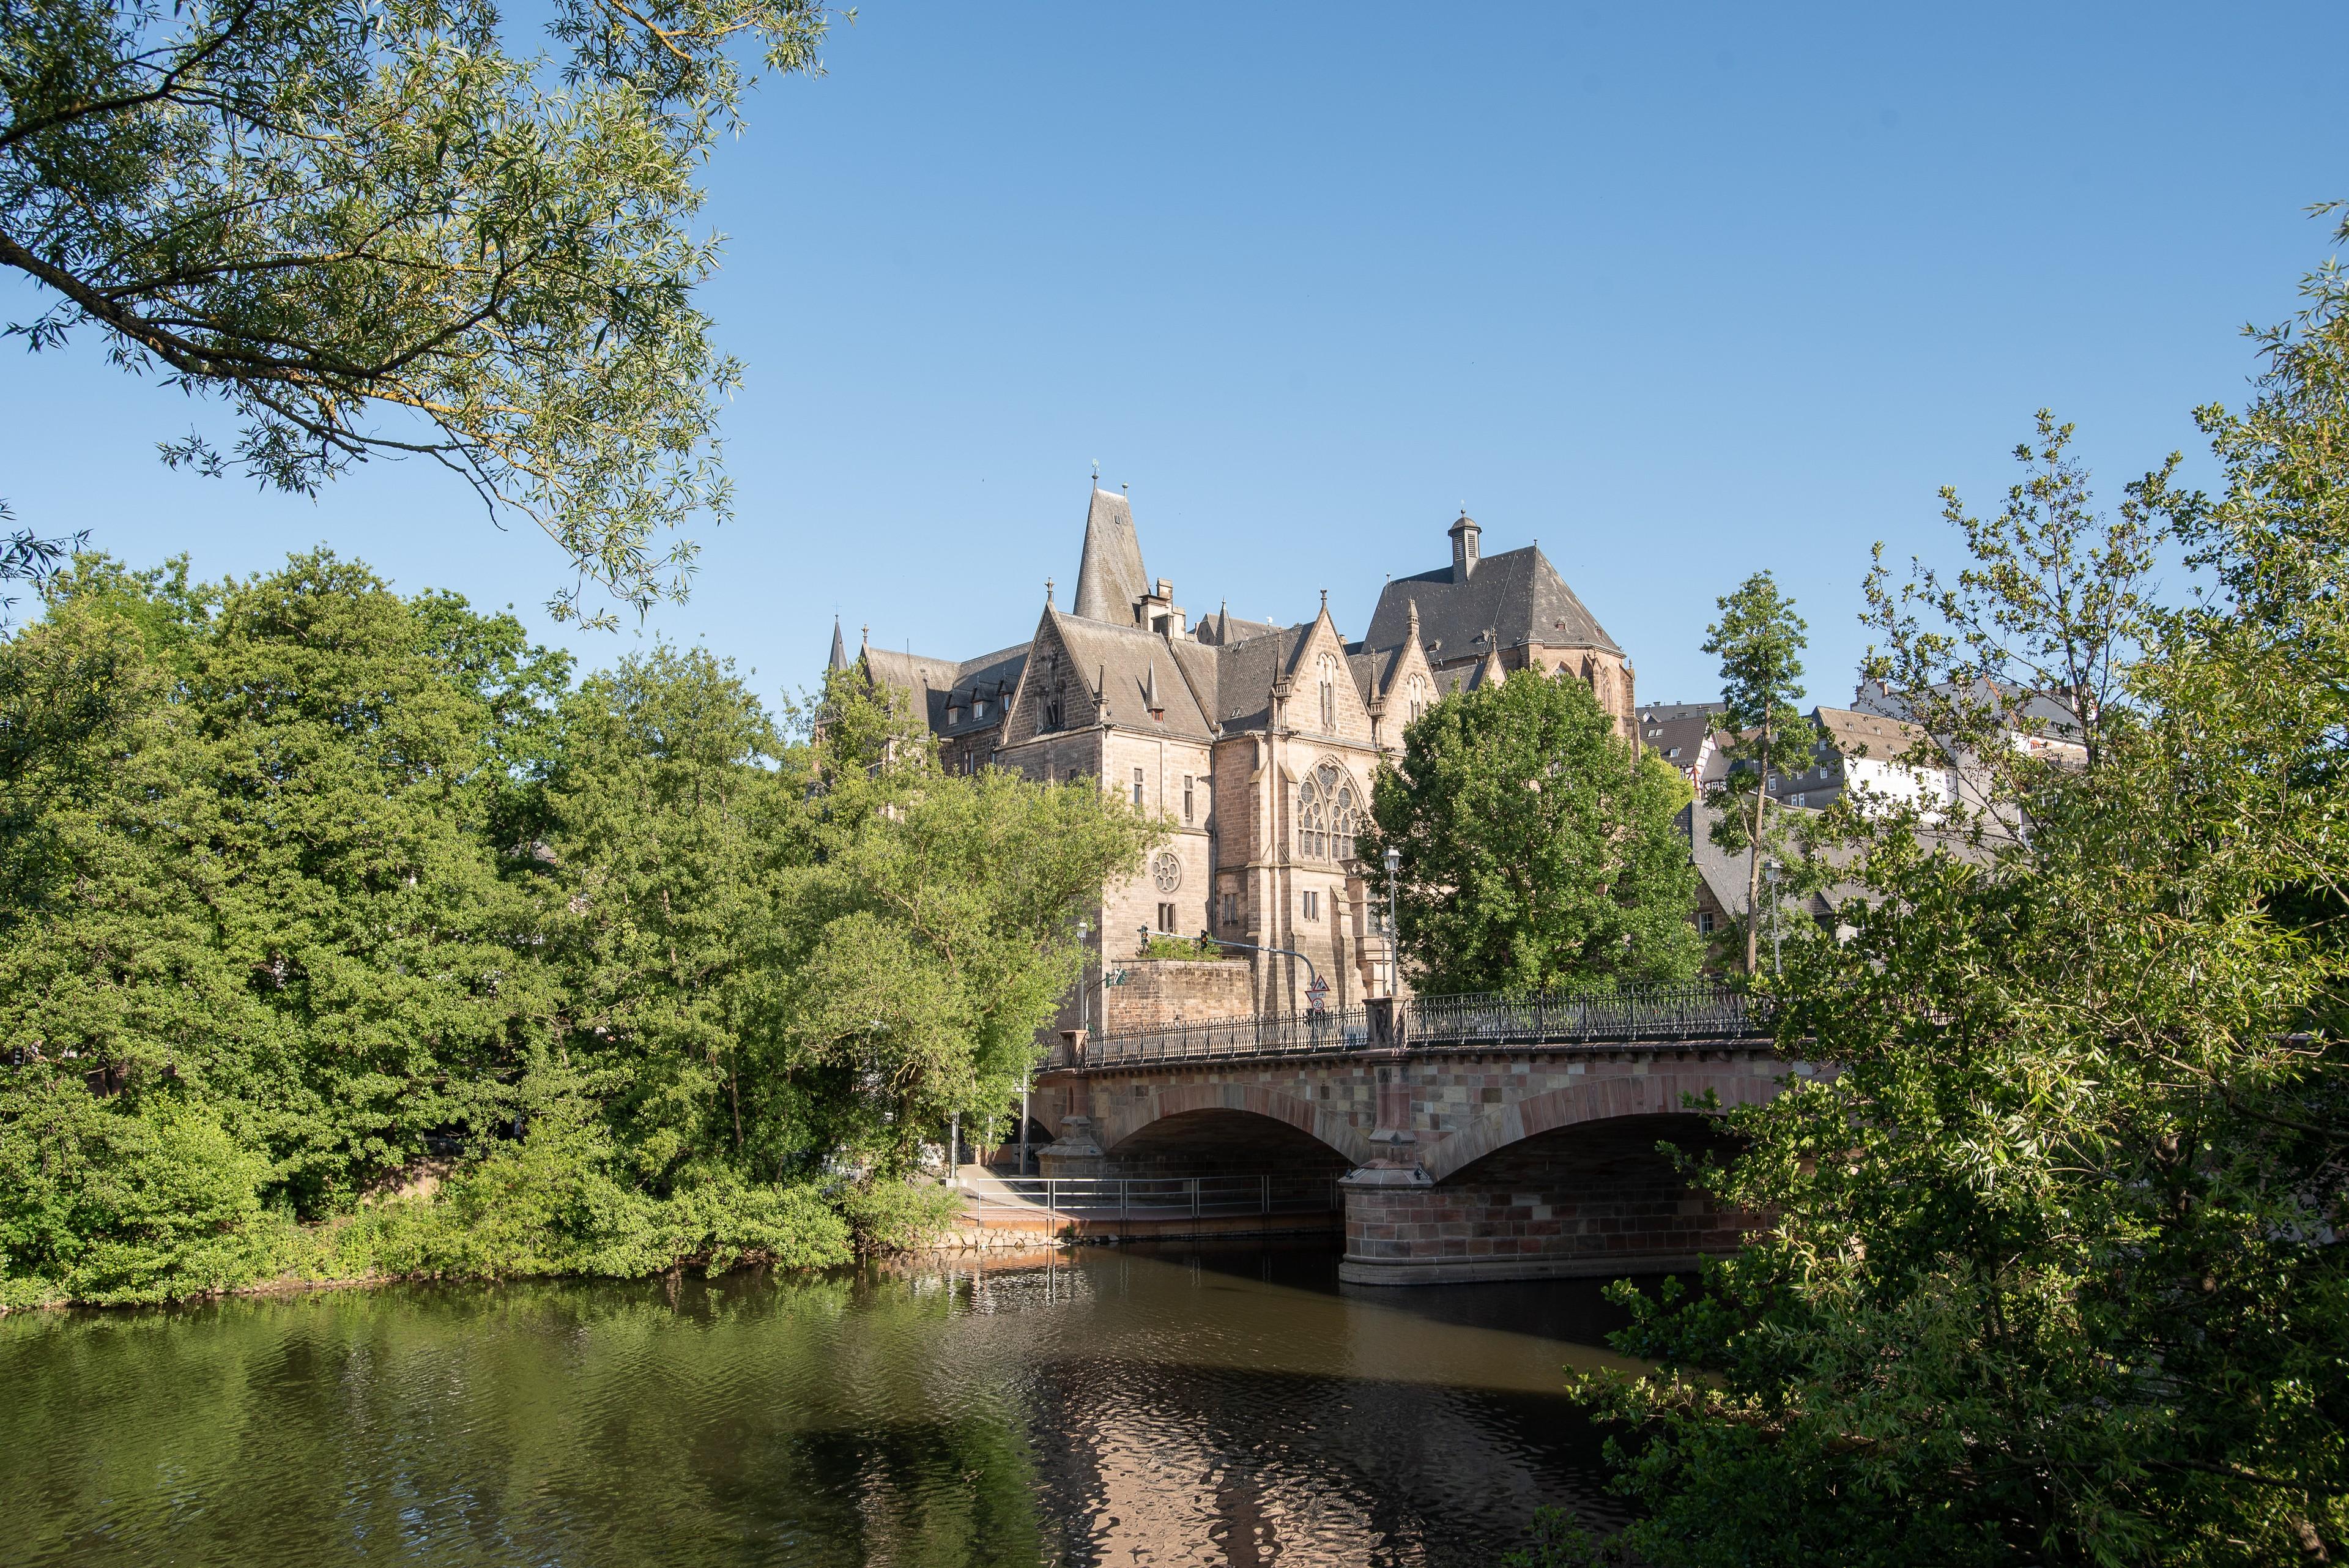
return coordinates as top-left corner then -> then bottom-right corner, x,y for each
1745,719 -> 1770,975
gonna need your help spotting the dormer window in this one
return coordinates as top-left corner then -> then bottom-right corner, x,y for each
973,696 -> 988,719
946,700 -> 963,725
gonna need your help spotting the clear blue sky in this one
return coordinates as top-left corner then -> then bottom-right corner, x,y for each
5,3 -> 2343,707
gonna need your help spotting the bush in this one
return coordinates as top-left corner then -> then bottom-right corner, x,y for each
340,1105 -> 851,1280
841,1178 -> 967,1254
0,1079 -> 284,1307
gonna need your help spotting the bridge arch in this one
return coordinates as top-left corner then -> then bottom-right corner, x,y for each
1417,1067 -> 1777,1184
1100,1082 -> 1373,1169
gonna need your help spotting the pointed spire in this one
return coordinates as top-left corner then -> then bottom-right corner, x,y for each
1072,486 -> 1148,623
1145,660 -> 1162,715
1406,598 -> 1421,638
1094,663 -> 1111,724
828,615 -> 848,672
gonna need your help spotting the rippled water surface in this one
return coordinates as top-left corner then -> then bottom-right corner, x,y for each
0,1245 -> 1648,1567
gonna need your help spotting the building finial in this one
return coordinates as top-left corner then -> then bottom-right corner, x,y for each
860,623 -> 869,652
1407,597 -> 1420,633
1319,587 -> 1328,614
1091,459 -> 1100,486
1045,576 -> 1055,606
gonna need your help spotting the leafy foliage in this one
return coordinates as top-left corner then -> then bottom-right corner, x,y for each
0,553 -> 1149,1306
1574,219 -> 2349,1566
1701,570 -> 1814,975
1,0 -> 835,624
1361,667 -> 1699,995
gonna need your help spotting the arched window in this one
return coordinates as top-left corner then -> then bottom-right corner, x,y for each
1297,768 -> 1329,860
1406,674 -> 1428,723
1297,760 -> 1358,862
1317,652 -> 1340,732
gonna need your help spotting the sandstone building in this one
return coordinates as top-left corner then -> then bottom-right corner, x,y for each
831,486 -> 1637,1021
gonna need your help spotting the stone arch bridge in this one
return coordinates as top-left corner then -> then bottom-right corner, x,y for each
1028,987 -> 1787,1285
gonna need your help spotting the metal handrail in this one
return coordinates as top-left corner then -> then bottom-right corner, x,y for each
1054,981 -> 1769,1069
962,1173 -> 1343,1222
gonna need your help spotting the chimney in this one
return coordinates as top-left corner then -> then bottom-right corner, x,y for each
1448,510 -> 1480,583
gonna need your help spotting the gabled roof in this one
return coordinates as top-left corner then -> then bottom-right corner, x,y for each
1364,543 -> 1622,664
1194,605 -> 1283,647
1071,488 -> 1149,624
1042,611 -> 1214,740
1639,713 -> 1725,766
863,642 -> 1031,738
1813,705 -> 1937,765
1209,622 -> 1313,732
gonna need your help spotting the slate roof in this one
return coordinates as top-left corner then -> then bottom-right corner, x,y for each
828,616 -> 848,672
1071,488 -> 1149,624
1209,622 -> 1314,732
1363,543 -> 1622,666
1044,612 -> 1214,740
864,642 -> 1032,738
1195,605 -> 1283,647
1638,712 -> 1724,768
1850,678 -> 2085,743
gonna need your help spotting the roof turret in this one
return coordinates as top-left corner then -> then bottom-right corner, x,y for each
1072,487 -> 1149,624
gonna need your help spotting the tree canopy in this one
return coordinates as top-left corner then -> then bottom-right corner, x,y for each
1362,667 -> 1699,997
1565,214 -> 2349,1567
0,553 -> 1156,1305
1,0 -> 834,625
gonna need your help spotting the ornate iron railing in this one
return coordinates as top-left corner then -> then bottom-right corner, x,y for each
1052,981 -> 1768,1069
1406,982 -> 1763,1047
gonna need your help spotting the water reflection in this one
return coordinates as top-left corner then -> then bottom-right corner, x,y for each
0,1245 -> 1650,1567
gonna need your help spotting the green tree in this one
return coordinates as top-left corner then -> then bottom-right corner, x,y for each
1361,667 -> 1699,997
1,0 -> 833,625
1701,572 -> 1813,975
1575,225 -> 2349,1565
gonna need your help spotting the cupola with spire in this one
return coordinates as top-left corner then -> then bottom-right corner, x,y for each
1448,508 -> 1481,583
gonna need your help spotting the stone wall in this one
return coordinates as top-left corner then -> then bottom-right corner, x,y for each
1101,957 -> 1256,1031
1340,1114 -> 1754,1284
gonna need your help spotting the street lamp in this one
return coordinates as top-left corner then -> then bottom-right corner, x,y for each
1382,845 -> 1402,997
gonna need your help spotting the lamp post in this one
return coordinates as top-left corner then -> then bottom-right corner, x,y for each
1382,845 -> 1401,997
1764,858 -> 1783,978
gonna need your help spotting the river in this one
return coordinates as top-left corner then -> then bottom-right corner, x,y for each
0,1243 -> 1649,1567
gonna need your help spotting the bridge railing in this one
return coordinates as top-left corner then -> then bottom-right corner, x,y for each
962,1173 -> 1343,1223
1406,982 -> 1765,1047
1068,1006 -> 1372,1068
1055,981 -> 1768,1068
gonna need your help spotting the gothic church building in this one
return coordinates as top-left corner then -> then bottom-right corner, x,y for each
831,488 -> 1636,1018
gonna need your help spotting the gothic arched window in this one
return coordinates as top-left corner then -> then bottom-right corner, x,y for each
1406,674 -> 1428,723
1297,760 -> 1357,862
1317,652 -> 1340,732
1297,768 -> 1329,860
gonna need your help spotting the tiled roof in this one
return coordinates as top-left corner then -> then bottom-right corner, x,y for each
1045,612 -> 1214,740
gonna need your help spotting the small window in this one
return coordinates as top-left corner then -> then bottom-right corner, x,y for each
1302,889 -> 1321,921
1182,775 -> 1194,823
1156,902 -> 1176,932
973,697 -> 988,718
1132,767 -> 1145,808
1697,911 -> 1717,935
1219,891 -> 1237,925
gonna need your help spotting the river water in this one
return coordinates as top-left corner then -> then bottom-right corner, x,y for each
0,1244 -> 1648,1567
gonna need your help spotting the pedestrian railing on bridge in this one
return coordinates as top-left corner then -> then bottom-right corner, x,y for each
1052,981 -> 1771,1069
962,1173 -> 1343,1224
